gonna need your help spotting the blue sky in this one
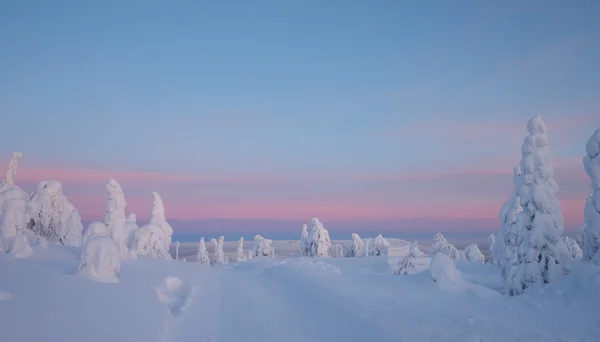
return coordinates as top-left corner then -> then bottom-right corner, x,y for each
1,1 -> 599,234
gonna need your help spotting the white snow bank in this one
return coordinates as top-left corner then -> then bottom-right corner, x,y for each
429,253 -> 460,286
77,236 -> 121,283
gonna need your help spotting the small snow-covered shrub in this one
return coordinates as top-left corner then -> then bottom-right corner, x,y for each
393,241 -> 420,275
307,217 -> 331,257
82,221 -> 108,246
432,233 -> 459,260
196,237 -> 210,265
77,236 -> 121,283
464,244 -> 485,264
253,235 -> 274,258
563,236 -> 583,260
4,235 -> 33,258
371,234 -> 390,256
429,253 -> 459,286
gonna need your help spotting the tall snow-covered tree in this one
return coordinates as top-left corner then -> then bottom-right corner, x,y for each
488,234 -> 498,264
196,237 -> 210,265
351,233 -> 364,257
253,234 -> 275,258
25,181 -> 75,244
236,237 -> 246,262
464,244 -> 485,263
307,217 -> 331,257
563,236 -> 583,260
64,209 -> 83,247
393,241 -> 420,275
503,115 -> 570,296
582,128 -> 600,264
431,233 -> 459,260
131,192 -> 173,260
104,179 -> 130,258
3,152 -> 22,186
149,192 -> 173,247
300,224 -> 309,256
210,238 -> 219,265
372,234 -> 390,256
496,164 -> 524,277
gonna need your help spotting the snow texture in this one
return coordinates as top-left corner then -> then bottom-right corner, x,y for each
497,164 -> 524,277
429,252 -> 460,286
196,237 -> 210,265
236,237 -> 246,262
503,115 -> 570,296
104,178 -> 129,258
63,209 -> 83,247
4,235 -> 33,258
0,198 -> 26,241
582,128 -> 600,264
350,233 -> 364,257
431,233 -> 459,260
25,180 -> 75,244
464,244 -> 485,264
307,217 -> 331,257
253,234 -> 275,258
82,221 -> 108,246
77,235 -> 121,283
563,236 -> 583,260
3,152 -> 22,186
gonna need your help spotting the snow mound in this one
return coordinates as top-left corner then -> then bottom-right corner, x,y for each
583,128 -> 600,264
155,276 -> 195,317
4,235 -> 33,258
429,253 -> 460,286
82,221 -> 108,245
0,198 -> 27,239
464,244 -> 485,263
253,234 -> 275,258
77,236 -> 121,283
132,224 -> 171,259
432,233 -> 460,260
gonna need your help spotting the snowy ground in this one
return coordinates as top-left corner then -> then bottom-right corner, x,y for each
2,242 -> 600,342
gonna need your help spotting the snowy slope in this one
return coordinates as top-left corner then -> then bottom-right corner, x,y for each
1,243 -> 600,342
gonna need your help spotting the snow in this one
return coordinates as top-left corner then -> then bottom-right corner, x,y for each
350,232 -> 364,257
4,235 -> 33,258
431,232 -> 460,260
236,237 -> 246,262
196,237 -> 210,265
503,115 -> 571,295
64,209 -> 83,247
0,198 -> 26,240
104,178 -> 130,258
2,152 -> 23,186
583,128 -> 600,264
464,244 -> 485,263
371,234 -> 391,256
252,234 -> 275,258
429,252 -> 460,286
25,180 -> 76,244
131,192 -> 172,260
1,239 -> 600,342
77,235 -> 121,283
306,217 -> 331,257
563,236 -> 583,260
300,224 -> 309,256
82,221 -> 108,245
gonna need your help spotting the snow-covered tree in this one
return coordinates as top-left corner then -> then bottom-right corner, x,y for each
464,244 -> 485,263
393,241 -> 420,275
488,234 -> 497,264
429,252 -> 460,286
307,217 -> 331,257
371,234 -> 390,256
331,244 -> 344,258
247,249 -> 254,260
78,235 -> 121,283
3,152 -> 22,186
175,241 -> 180,260
63,209 -> 83,247
0,198 -> 26,241
82,221 -> 108,246
236,237 -> 246,262
196,237 -> 210,265
131,192 -> 172,260
300,224 -> 309,256
104,179 -> 129,258
496,164 -> 524,277
124,213 -> 139,248
210,238 -> 218,264
253,234 -> 275,258
25,181 -> 75,244
503,115 -> 570,296
350,233 -> 364,257
215,236 -> 227,264
431,233 -> 459,260
582,128 -> 600,264
563,236 -> 583,260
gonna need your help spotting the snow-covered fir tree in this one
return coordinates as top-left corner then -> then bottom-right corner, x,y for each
64,209 -> 83,247
351,233 -> 364,257
300,224 -> 309,256
582,128 -> 600,264
496,164 -> 523,277
124,213 -> 139,248
131,192 -> 172,260
5,234 -> 32,258
307,217 -> 331,257
464,244 -> 485,263
82,221 -> 108,246
563,236 -> 582,260
488,234 -> 497,264
431,233 -> 459,260
25,181 -> 76,244
372,234 -> 390,256
196,237 -> 210,265
0,153 -> 28,212
253,234 -> 275,258
236,237 -> 246,262
216,236 -> 227,264
331,244 -> 344,258
393,241 -> 420,275
503,115 -> 570,296
0,198 -> 26,242
3,152 -> 22,187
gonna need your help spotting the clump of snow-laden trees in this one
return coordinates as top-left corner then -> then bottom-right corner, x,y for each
464,244 -> 485,264
253,234 -> 275,258
306,217 -> 331,257
196,237 -> 210,265
431,233 -> 459,260
132,192 -> 173,260
499,115 -> 571,296
582,128 -> 600,264
393,241 -> 421,275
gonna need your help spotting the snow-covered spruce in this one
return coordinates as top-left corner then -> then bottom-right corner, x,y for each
210,238 -> 218,264
25,180 -> 77,244
0,153 -> 28,212
3,152 -> 22,187
503,115 -> 570,296
582,128 -> 600,264
104,179 -> 130,258
236,237 -> 246,262
77,236 -> 121,283
131,192 -> 172,260
196,237 -> 210,265
429,252 -> 460,286
82,221 -> 108,246
253,234 -> 275,258
393,241 -> 420,275
496,164 -> 523,277
214,236 -> 227,265
0,198 -> 26,241
488,233 -> 498,265
350,233 -> 364,257
300,224 -> 309,256
4,235 -> 33,258
563,236 -> 583,260
431,233 -> 459,260
307,217 -> 331,257
64,209 -> 83,247
371,234 -> 390,256
464,244 -> 485,264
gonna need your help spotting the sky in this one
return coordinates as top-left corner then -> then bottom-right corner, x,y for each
1,1 -> 599,236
